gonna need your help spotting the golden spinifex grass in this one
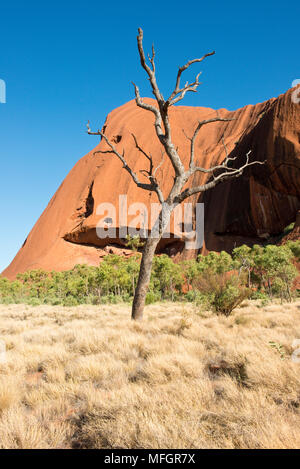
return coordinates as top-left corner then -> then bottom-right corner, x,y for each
0,301 -> 299,449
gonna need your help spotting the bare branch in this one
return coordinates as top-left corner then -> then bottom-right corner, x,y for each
131,82 -> 164,140
135,29 -> 187,177
147,43 -> 156,72
182,116 -> 236,172
132,78 -> 184,176
220,135 -> 239,166
137,28 -> 163,104
165,52 -> 215,107
177,151 -> 265,203
153,149 -> 165,177
168,74 -> 203,106
175,54 -> 215,91
87,121 -> 164,203
131,133 -> 153,169
131,133 -> 165,203
131,82 -> 159,116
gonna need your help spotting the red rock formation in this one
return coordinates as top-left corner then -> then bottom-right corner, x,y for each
201,86 -> 300,252
282,211 -> 300,243
2,87 -> 300,279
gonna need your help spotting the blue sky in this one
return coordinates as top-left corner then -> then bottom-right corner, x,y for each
0,0 -> 299,272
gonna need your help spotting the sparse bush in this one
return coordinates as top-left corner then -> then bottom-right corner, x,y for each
175,311 -> 192,335
194,272 -> 250,316
63,297 -> 79,307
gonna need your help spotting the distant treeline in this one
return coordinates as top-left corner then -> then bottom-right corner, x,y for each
1,241 -> 299,315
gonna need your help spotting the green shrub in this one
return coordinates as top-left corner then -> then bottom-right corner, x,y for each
151,255 -> 184,300
250,290 -> 269,300
185,289 -> 207,305
85,295 -> 101,305
197,251 -> 233,275
43,296 -> 61,305
184,290 -> 197,302
62,297 -> 79,307
0,296 -> 15,304
146,290 -> 161,305
27,297 -> 42,307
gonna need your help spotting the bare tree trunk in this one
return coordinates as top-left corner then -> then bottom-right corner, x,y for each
286,282 -> 291,302
131,236 -> 160,320
132,204 -> 172,320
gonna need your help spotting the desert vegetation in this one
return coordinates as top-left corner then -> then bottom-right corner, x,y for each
0,300 -> 299,449
1,241 -> 299,449
1,242 -> 299,314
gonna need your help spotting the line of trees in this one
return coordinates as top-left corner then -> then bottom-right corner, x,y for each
0,241 -> 299,314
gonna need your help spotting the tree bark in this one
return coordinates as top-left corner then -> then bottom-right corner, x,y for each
131,236 -> 160,320
131,203 -> 173,320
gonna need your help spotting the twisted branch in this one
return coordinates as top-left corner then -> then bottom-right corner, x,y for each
87,122 -> 164,203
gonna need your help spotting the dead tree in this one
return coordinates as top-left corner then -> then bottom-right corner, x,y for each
88,28 -> 264,320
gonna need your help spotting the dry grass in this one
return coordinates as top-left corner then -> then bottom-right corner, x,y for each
0,300 -> 299,449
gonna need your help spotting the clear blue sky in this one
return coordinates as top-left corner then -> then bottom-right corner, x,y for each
0,0 -> 299,272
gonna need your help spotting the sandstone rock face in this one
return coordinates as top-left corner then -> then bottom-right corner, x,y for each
201,86 -> 300,252
283,211 -> 300,243
3,87 -> 300,279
